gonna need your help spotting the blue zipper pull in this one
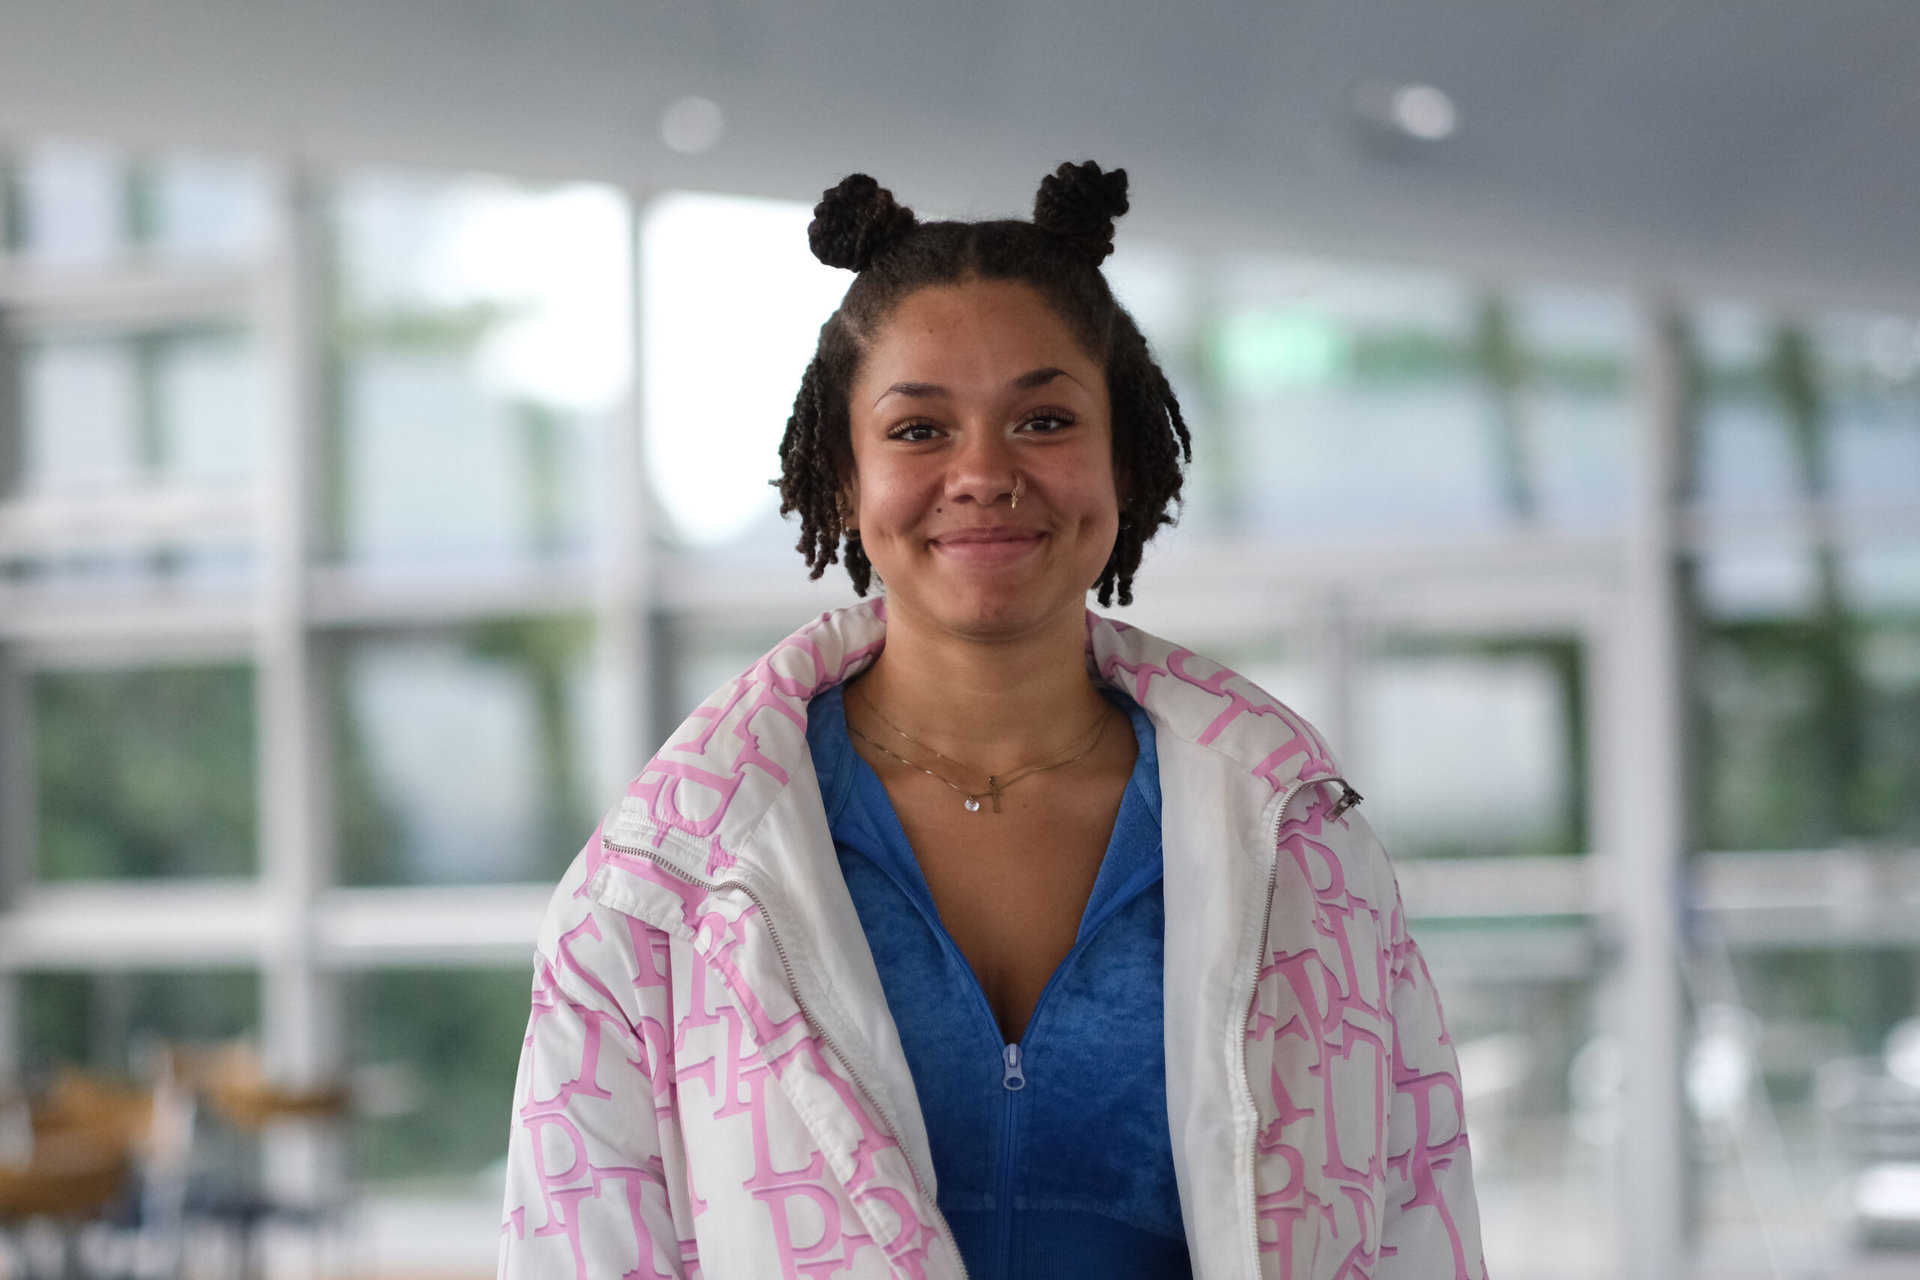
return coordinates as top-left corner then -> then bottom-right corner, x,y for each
1002,1043 -> 1026,1092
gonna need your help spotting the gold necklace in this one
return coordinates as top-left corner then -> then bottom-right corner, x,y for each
847,686 -> 1112,814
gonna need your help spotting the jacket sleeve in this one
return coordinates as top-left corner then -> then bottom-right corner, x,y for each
1377,905 -> 1487,1280
498,905 -> 690,1280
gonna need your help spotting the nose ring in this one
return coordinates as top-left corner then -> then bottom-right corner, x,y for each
1009,474 -> 1024,511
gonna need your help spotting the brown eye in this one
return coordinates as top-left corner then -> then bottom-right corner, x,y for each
888,421 -> 941,442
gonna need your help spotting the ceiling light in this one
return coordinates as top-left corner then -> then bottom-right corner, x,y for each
1388,84 -> 1457,141
660,96 -> 726,155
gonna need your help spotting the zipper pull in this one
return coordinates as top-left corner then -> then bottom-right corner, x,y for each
1002,1043 -> 1026,1092
1328,782 -> 1362,821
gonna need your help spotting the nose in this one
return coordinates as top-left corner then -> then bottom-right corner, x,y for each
943,427 -> 1020,508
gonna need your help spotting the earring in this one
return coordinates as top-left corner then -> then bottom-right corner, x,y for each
1009,474 -> 1025,511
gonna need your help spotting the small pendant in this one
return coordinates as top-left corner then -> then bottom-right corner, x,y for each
964,796 -> 982,813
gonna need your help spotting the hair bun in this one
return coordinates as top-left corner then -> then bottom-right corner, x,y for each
1032,161 -> 1129,265
808,174 -> 919,271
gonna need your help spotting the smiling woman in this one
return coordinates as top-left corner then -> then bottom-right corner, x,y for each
499,164 -> 1487,1279
845,280 -> 1121,643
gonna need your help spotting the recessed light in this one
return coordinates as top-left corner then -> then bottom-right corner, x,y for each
1351,79 -> 1459,145
660,96 -> 726,155
1388,84 -> 1457,141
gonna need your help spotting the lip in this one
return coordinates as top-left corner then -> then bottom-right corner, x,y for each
929,527 -> 1046,565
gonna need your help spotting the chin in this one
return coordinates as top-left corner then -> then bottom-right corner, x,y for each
919,583 -> 1088,641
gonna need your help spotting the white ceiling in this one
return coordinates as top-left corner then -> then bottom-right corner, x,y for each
5,0 -> 1918,310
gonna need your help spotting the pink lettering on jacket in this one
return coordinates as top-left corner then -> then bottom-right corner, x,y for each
503,601 -> 1482,1279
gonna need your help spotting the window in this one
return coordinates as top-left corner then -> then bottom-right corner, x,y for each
346,967 -> 530,1184
326,174 -> 629,568
22,969 -> 258,1075
33,661 -> 256,880
331,618 -> 597,885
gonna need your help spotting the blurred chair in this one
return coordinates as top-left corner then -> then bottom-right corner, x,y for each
171,1044 -> 349,1131
0,1071 -> 166,1280
0,1046 -> 353,1280
163,1043 -> 353,1280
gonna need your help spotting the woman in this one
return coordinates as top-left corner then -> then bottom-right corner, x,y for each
500,163 -> 1485,1279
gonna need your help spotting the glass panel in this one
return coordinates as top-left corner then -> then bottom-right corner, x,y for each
8,141 -> 270,265
144,151 -> 272,262
16,326 -> 261,493
1511,288 -> 1634,530
347,967 -> 528,1185
13,140 -> 123,266
1691,946 -> 1920,1265
1817,312 -> 1920,507
1206,260 -> 1633,539
1695,305 -> 1920,511
640,192 -> 848,551
6,328 -> 260,591
327,173 -> 630,569
1691,306 -> 1796,509
33,663 -> 257,880
21,970 -> 258,1077
333,619 -> 598,885
1207,258 -> 1486,536
153,327 -> 262,485
1427,963 -> 1614,1277
1696,549 -> 1920,850
18,336 -> 141,493
1358,639 -> 1584,858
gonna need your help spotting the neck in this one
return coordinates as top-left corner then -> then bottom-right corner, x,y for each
849,602 -> 1107,773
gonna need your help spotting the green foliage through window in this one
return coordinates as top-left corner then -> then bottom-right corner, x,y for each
34,664 -> 256,879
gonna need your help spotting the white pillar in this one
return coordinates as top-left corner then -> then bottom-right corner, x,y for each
594,187 -> 657,794
1311,588 -> 1360,772
1608,301 -> 1693,1279
0,643 -> 31,1078
255,165 -> 343,1240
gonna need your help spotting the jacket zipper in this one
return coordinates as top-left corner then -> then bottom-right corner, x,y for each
1238,775 -> 1359,1277
995,1043 -> 1025,1272
602,837 -> 970,1278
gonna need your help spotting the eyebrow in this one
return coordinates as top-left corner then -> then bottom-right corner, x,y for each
873,366 -> 1071,407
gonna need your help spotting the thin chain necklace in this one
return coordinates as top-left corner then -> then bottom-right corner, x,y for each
847,685 -> 1111,814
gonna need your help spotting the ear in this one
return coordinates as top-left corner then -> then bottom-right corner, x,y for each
838,476 -> 860,531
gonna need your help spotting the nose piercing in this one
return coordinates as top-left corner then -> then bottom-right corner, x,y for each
1009,474 -> 1024,510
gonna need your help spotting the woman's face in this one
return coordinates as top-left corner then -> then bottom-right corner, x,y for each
844,279 -> 1119,644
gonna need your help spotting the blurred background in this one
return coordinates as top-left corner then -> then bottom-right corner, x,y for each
0,2 -> 1917,1277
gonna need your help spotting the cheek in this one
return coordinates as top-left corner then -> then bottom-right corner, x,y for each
856,467 -> 930,531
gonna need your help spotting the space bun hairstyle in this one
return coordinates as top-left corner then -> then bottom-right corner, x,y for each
775,160 -> 1190,607
1031,160 -> 1130,265
806,173 -> 920,271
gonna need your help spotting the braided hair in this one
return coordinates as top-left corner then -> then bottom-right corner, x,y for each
774,161 -> 1192,608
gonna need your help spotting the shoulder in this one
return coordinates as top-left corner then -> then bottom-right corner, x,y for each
1087,611 -> 1343,790
1091,612 -> 1411,916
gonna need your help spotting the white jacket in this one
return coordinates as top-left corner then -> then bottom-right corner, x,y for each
500,600 -> 1486,1279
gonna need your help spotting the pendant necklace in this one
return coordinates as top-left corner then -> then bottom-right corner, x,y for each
847,686 -> 1111,814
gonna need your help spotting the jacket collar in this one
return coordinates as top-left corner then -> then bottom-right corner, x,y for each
602,597 -> 1340,882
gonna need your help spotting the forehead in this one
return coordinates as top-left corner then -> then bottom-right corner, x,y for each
854,280 -> 1100,391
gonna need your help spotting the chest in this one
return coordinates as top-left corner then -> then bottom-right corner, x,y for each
885,767 -> 1130,1043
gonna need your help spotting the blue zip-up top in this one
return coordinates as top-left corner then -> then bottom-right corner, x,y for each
807,684 -> 1192,1279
